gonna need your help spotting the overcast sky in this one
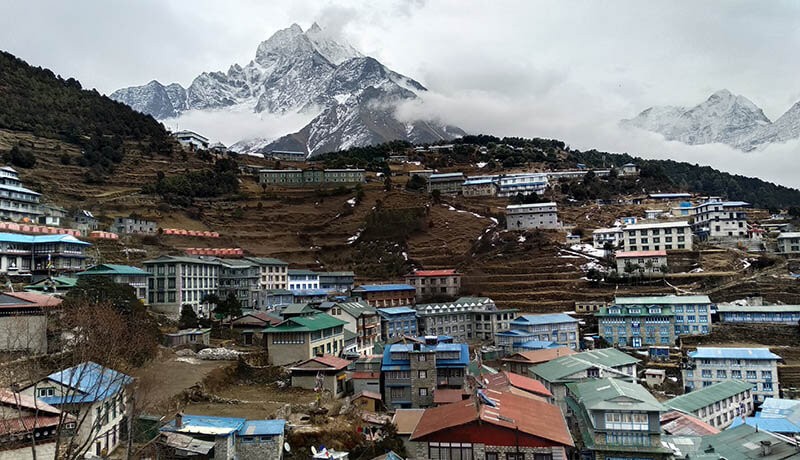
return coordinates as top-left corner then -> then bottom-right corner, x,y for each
3,1 -> 800,187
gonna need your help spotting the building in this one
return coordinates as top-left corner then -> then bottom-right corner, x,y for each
620,220 -> 693,251
160,414 -> 286,460
508,313 -> 580,350
690,200 -> 751,239
111,216 -> 157,235
427,172 -> 465,194
566,378 -> 672,460
262,313 -> 346,366
76,263 -> 150,302
659,411 -> 720,437
416,297 -> 517,343
24,275 -> 78,294
461,176 -> 497,197
717,302 -> 800,324
381,339 -> 469,409
73,209 -> 100,235
615,250 -> 668,276
664,380 -> 754,429
546,169 -> 611,181
501,347 -> 576,375
258,168 -> 365,187
404,269 -> 461,300
318,271 -> 355,292
352,355 -> 382,395
261,289 -> 293,309
667,423 -> 800,459
244,257 -> 288,291
575,301 -> 606,314
0,291 -> 61,354
592,227 -> 623,249
597,303 -> 676,348
482,371 -> 554,402
409,390 -> 573,460
287,269 -> 319,291
164,328 -> 211,347
683,347 -> 781,402
144,255 -> 221,317
0,166 -> 42,222
732,397 -> 800,435
268,150 -> 306,161
0,389 -> 75,459
529,348 -> 639,410
290,355 -> 351,398
21,362 -> 132,458
619,163 -> 639,176
0,232 -> 91,277
644,368 -> 666,387
352,284 -> 416,308
392,409 -> 425,457
377,306 -> 418,341
777,232 -> 800,254
495,173 -> 549,197
217,258 -> 260,310
615,295 -> 712,338
174,130 -> 209,150
505,202 -> 559,230
329,301 -> 382,356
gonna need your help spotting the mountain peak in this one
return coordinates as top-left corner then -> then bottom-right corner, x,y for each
308,22 -> 322,33
710,89 -> 733,99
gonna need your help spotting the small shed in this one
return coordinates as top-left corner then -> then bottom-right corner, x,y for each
645,368 -> 666,387
352,390 -> 382,413
164,328 -> 211,347
290,355 -> 352,398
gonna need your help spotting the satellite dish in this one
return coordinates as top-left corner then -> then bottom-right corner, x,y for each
284,442 -> 291,452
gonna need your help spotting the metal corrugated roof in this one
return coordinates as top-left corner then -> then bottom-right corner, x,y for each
689,347 -> 781,360
353,284 -> 415,292
615,295 -> 712,305
567,378 -> 665,412
665,380 -> 753,414
530,348 -> 639,382
511,313 -> 578,326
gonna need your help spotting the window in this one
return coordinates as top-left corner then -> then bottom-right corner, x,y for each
37,387 -> 55,397
419,388 -> 428,396
486,454 -> 499,460
428,442 -> 472,460
418,370 -> 427,379
506,454 -> 525,460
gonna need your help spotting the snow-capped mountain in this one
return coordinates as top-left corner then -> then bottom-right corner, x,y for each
111,23 -> 462,156
621,89 -> 800,152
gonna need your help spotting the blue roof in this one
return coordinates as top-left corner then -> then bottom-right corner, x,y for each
0,232 -> 90,245
689,347 -> 781,360
381,342 -> 469,370
161,414 -> 246,436
495,329 -> 536,337
463,177 -> 495,185
291,289 -> 328,296
520,340 -> 563,350
731,416 -> 800,434
238,420 -> 286,436
353,284 -> 416,292
511,313 -> 578,326
40,361 -> 132,405
728,398 -> 800,434
377,306 -> 417,316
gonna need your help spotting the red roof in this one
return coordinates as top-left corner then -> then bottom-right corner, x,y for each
351,372 -> 380,379
502,348 -> 576,365
433,388 -> 467,404
616,250 -> 667,258
483,371 -> 552,398
0,389 -> 69,435
291,355 -> 352,371
0,291 -> 63,309
411,390 -> 572,447
408,269 -> 458,277
354,390 -> 382,401
660,411 -> 720,436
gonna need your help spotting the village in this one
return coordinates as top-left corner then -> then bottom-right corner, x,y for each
1,132 -> 800,460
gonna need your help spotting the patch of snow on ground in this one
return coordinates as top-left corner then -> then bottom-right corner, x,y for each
402,252 -> 408,260
570,244 -> 607,258
690,267 -> 704,273
580,261 -> 605,272
518,235 -> 526,243
741,259 -> 752,270
347,230 -> 362,244
477,162 -> 488,168
346,197 -> 357,207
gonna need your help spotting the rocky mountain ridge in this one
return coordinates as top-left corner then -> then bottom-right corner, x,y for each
111,23 -> 462,157
621,89 -> 800,151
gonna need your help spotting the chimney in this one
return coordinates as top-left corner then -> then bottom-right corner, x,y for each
175,412 -> 183,429
761,440 -> 772,456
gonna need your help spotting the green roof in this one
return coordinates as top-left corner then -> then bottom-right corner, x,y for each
336,301 -> 375,318
665,380 -> 753,414
76,264 -> 149,277
263,313 -> 346,333
244,257 -> 288,266
530,348 -> 640,383
288,269 -> 317,276
614,295 -> 712,305
343,329 -> 358,341
24,276 -> 78,290
318,271 -> 355,277
281,303 -> 317,315
143,255 -> 220,265
671,424 -> 800,459
567,378 -> 666,412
